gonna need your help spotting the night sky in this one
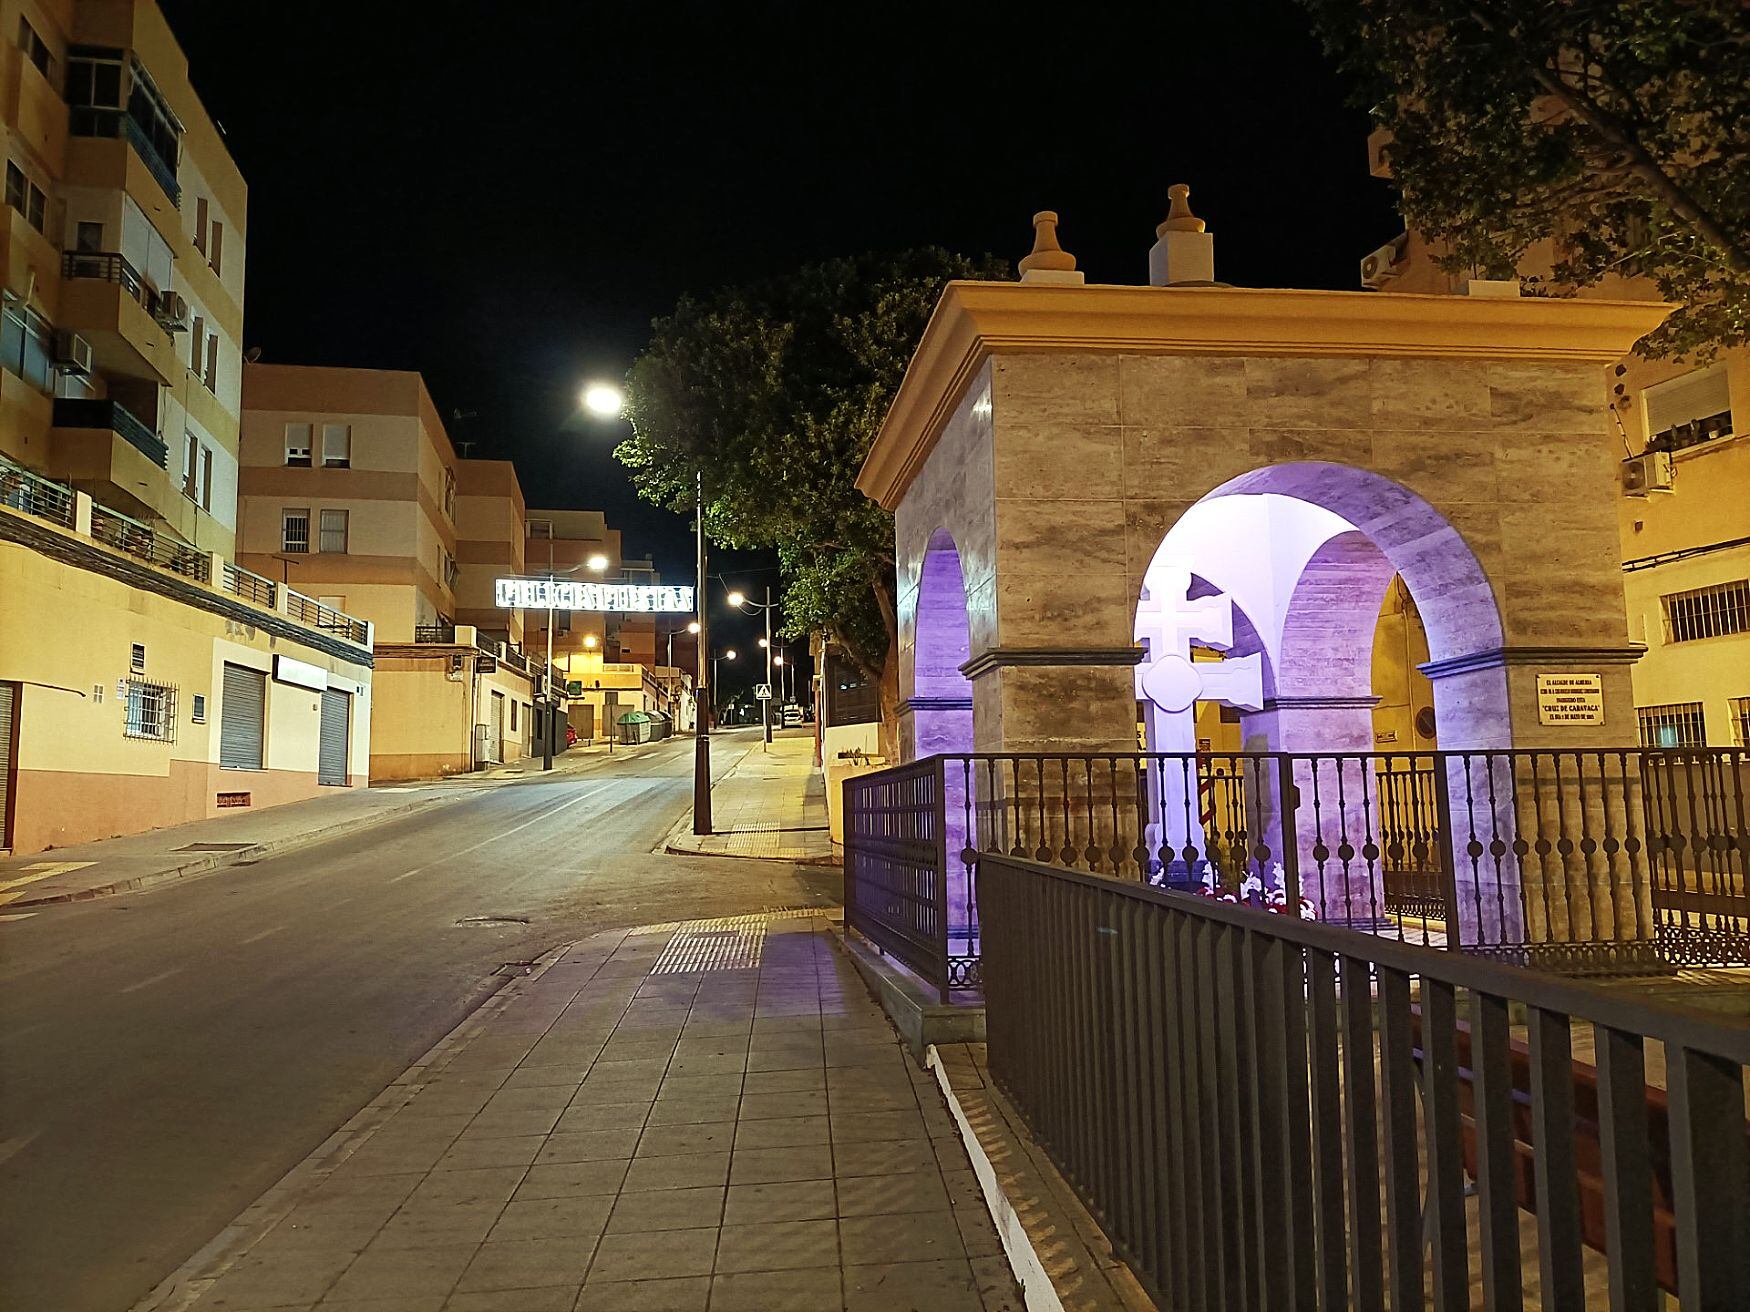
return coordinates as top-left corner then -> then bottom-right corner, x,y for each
158,0 -> 1401,689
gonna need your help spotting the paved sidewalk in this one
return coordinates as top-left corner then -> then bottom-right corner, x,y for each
166,912 -> 1019,1312
0,783 -> 467,909
665,730 -> 833,863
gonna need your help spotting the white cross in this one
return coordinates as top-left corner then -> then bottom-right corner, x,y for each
1134,560 -> 1263,716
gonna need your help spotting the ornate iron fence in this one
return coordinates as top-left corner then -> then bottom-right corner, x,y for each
979,853 -> 1750,1310
844,749 -> 1750,984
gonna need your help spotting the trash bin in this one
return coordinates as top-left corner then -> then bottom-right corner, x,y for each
617,711 -> 658,745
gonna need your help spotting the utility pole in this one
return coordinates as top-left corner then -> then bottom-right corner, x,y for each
692,470 -> 712,835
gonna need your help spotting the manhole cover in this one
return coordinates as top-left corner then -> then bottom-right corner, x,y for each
456,915 -> 530,927
174,843 -> 254,852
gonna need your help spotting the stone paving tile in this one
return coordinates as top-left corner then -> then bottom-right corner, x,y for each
182,917 -> 1015,1312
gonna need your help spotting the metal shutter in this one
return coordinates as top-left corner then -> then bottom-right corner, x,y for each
318,688 -> 349,786
0,683 -> 14,849
219,664 -> 266,770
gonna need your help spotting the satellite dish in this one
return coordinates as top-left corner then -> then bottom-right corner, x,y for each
243,346 -> 263,363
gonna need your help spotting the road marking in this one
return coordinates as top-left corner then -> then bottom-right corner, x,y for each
0,912 -> 38,922
0,861 -> 97,903
0,1129 -> 43,1167
387,785 -> 607,884
119,968 -> 182,994
240,925 -> 285,945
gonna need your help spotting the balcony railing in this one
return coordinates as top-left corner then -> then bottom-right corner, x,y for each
414,623 -> 456,644
52,396 -> 169,469
62,249 -> 153,310
220,562 -> 277,610
285,589 -> 369,646
0,455 -> 77,528
89,503 -> 208,582
69,107 -> 180,206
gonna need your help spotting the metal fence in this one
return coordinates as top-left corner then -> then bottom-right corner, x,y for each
221,562 -> 278,609
0,457 -> 76,528
285,589 -> 369,646
844,749 -> 1750,990
979,852 -> 1750,1311
89,504 -> 210,582
842,757 -> 950,998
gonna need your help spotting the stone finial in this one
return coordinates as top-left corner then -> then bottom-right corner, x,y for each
1149,183 -> 1216,287
1019,211 -> 1086,285
1156,183 -> 1207,236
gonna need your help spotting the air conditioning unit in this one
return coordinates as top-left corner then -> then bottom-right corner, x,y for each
1360,236 -> 1408,290
1621,450 -> 1675,496
154,291 -> 188,330
54,331 -> 93,375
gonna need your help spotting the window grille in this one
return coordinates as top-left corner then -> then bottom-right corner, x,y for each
130,642 -> 145,672
1637,702 -> 1707,749
282,509 -> 310,553
123,679 -> 176,742
1661,580 -> 1750,643
1732,697 -> 1750,749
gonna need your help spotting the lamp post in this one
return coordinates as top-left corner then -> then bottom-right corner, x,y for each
727,586 -> 778,745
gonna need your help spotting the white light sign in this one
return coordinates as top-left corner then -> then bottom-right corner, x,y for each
495,578 -> 695,614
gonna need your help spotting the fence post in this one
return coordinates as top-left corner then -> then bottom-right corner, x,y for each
842,773 -> 858,930
1276,753 -> 1302,911
934,755 -> 950,1003
1432,754 -> 1462,948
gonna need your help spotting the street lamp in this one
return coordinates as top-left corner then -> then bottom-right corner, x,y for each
586,553 -> 608,571
726,584 -> 781,745
582,383 -> 624,417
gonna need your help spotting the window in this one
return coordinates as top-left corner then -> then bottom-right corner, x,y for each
1638,702 -> 1707,749
183,431 -> 198,498
123,678 -> 175,742
17,18 -> 52,80
5,160 -> 46,234
441,549 -> 458,587
529,519 -> 553,540
284,422 -> 312,466
318,594 -> 347,613
282,508 -> 310,554
443,467 -> 456,517
204,332 -> 218,391
130,642 -> 145,672
191,693 -> 206,724
321,423 -> 351,468
1645,365 -> 1734,454
189,314 -> 204,372
1732,697 -> 1750,749
208,218 -> 223,276
200,446 -> 213,512
318,508 -> 348,553
0,305 -> 54,394
510,700 -> 518,732
75,221 -> 103,253
1661,580 -> 1750,643
194,195 -> 207,253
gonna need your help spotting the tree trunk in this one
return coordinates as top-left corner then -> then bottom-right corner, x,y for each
877,623 -> 901,764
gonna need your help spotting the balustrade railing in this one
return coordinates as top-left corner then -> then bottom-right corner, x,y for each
979,853 -> 1750,1310
0,456 -> 76,528
89,503 -> 209,581
843,749 -> 1750,992
220,562 -> 278,609
284,589 -> 369,646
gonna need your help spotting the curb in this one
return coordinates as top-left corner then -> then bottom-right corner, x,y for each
655,741 -> 838,864
9,793 -> 462,908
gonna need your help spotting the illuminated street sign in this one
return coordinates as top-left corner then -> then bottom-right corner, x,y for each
495,578 -> 695,613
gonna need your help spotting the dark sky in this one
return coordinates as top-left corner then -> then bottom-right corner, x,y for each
158,0 -> 1401,687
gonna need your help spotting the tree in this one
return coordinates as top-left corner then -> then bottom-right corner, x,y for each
617,248 -> 1010,748
1301,0 -> 1749,356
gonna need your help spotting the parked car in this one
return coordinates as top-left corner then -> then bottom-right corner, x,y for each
782,703 -> 804,727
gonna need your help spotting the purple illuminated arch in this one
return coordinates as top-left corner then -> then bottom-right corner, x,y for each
911,529 -> 974,758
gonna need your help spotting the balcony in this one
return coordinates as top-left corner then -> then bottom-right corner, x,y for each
57,251 -> 178,383
52,397 -> 167,468
69,106 -> 180,207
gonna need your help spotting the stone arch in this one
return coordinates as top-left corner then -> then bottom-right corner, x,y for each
907,528 -> 975,760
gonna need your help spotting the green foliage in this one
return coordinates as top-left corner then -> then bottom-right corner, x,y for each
1301,0 -> 1749,357
618,248 -> 1010,677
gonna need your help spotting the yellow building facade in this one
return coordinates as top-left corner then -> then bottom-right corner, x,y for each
3,0 -> 244,558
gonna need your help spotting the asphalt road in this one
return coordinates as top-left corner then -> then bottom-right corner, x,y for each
0,730 -> 838,1312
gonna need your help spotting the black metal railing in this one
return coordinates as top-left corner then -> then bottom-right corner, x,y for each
285,589 -> 368,646
0,455 -> 76,528
51,396 -> 168,469
844,749 -> 1750,988
842,756 -> 950,999
89,504 -> 208,581
220,562 -> 277,609
979,853 -> 1750,1310
414,623 -> 456,644
61,249 -> 154,309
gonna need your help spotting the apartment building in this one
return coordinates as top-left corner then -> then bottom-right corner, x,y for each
455,457 -> 525,645
2,0 -> 244,557
1362,131 -> 1750,748
236,364 -> 460,642
522,509 -> 659,673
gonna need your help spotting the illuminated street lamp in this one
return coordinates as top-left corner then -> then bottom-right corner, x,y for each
582,383 -> 624,417
726,585 -> 780,745
586,553 -> 608,571
583,634 -> 598,649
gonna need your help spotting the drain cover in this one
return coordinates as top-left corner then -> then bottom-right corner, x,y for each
456,915 -> 530,927
174,842 -> 254,852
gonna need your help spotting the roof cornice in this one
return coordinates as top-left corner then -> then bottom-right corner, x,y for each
856,281 -> 1672,511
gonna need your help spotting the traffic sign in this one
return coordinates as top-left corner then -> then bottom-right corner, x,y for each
754,683 -> 773,701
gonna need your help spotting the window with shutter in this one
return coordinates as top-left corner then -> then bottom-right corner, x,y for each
321,423 -> 350,468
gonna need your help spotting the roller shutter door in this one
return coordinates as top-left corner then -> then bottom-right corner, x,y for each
219,664 -> 266,770
318,688 -> 349,786
0,683 -> 14,849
